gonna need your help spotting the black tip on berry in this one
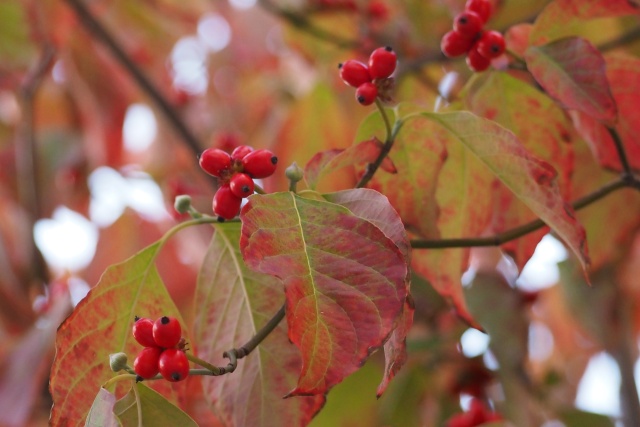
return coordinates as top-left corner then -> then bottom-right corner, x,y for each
242,185 -> 250,193
161,316 -> 170,325
136,375 -> 144,383
338,63 -> 343,69
134,315 -> 140,321
172,373 -> 181,381
270,156 -> 278,165
217,216 -> 225,223
357,95 -> 366,104
384,46 -> 393,51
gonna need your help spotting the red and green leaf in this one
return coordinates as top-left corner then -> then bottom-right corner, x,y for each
50,243 -> 186,426
113,383 -> 198,427
240,192 -> 407,396
192,222 -> 325,427
525,37 -> 617,122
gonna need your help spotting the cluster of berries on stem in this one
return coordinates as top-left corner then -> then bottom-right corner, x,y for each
440,0 -> 505,72
199,145 -> 277,220
339,46 -> 397,106
132,316 -> 189,382
446,398 -> 502,427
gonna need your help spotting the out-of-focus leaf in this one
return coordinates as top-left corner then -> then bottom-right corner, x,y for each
240,192 -> 407,396
530,0 -> 640,44
85,388 -> 119,427
525,37 -> 617,122
192,222 -> 324,427
304,138 -> 396,190
50,244 -> 186,426
505,23 -> 534,58
113,383 -> 197,427
558,408 -> 615,427
0,1 -> 37,70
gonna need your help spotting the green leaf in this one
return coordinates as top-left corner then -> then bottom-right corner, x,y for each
85,388 -> 120,427
113,383 -> 197,427
0,1 -> 37,69
240,193 -> 407,396
193,222 -> 325,427
525,37 -> 617,122
558,408 -> 615,427
50,243 -> 186,426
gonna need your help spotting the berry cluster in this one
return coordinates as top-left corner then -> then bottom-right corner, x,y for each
446,399 -> 502,427
132,316 -> 189,382
199,146 -> 277,220
339,46 -> 397,106
440,0 -> 505,72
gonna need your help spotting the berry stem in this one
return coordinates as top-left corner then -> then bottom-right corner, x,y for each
254,183 -> 267,195
102,373 -> 138,391
376,98 -> 393,143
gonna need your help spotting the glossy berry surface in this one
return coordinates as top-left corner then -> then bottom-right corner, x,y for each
132,317 -> 156,348
453,11 -> 483,38
199,148 -> 231,177
158,349 -> 190,382
466,46 -> 491,72
476,30 -> 505,59
465,0 -> 492,23
441,30 -> 474,58
213,185 -> 243,220
338,60 -> 371,88
355,82 -> 378,106
229,173 -> 255,198
241,149 -> 278,178
368,46 -> 397,79
231,145 -> 254,162
133,347 -> 162,379
152,316 -> 182,348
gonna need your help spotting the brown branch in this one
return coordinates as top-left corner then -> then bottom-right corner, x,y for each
63,0 -> 203,158
607,126 -> 634,179
411,177 -> 636,249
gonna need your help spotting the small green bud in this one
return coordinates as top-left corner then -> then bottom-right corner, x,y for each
109,352 -> 128,372
285,162 -> 303,183
174,195 -> 192,214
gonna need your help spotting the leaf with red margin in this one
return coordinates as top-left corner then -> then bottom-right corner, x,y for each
240,193 -> 407,396
420,111 -> 589,272
50,243 -> 186,427
525,37 -> 617,122
192,222 -> 325,427
530,0 -> 640,45
305,139 -> 397,190
322,189 -> 413,396
465,72 -> 576,269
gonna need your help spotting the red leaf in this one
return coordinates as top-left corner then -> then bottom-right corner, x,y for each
530,0 -> 640,44
304,138 -> 397,190
525,37 -> 617,122
240,193 -> 407,396
49,243 -> 186,426
192,223 -> 324,427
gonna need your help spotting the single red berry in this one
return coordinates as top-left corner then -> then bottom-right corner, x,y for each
338,60 -> 372,88
241,149 -> 278,178
466,46 -> 491,72
453,11 -> 483,38
152,316 -> 182,349
213,184 -> 243,220
465,0 -> 492,24
158,349 -> 190,382
132,317 -> 156,348
231,145 -> 254,162
355,82 -> 378,106
199,148 -> 232,177
367,0 -> 389,20
441,30 -> 475,58
229,173 -> 255,198
368,46 -> 397,79
476,30 -> 505,59
133,347 -> 162,379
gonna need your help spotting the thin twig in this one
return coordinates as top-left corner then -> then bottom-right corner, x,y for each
607,126 -> 634,178
63,0 -> 202,158
411,177 -> 634,249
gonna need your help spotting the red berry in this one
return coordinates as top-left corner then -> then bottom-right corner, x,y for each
133,347 -> 162,379
231,145 -> 254,162
367,0 -> 389,20
338,60 -> 371,88
466,46 -> 491,72
465,0 -> 492,23
158,349 -> 189,382
241,149 -> 278,178
132,317 -> 156,348
476,30 -> 505,59
453,11 -> 483,38
368,46 -> 397,79
152,316 -> 182,348
199,148 -> 231,177
213,184 -> 243,220
441,30 -> 475,58
355,82 -> 378,106
229,173 -> 255,198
